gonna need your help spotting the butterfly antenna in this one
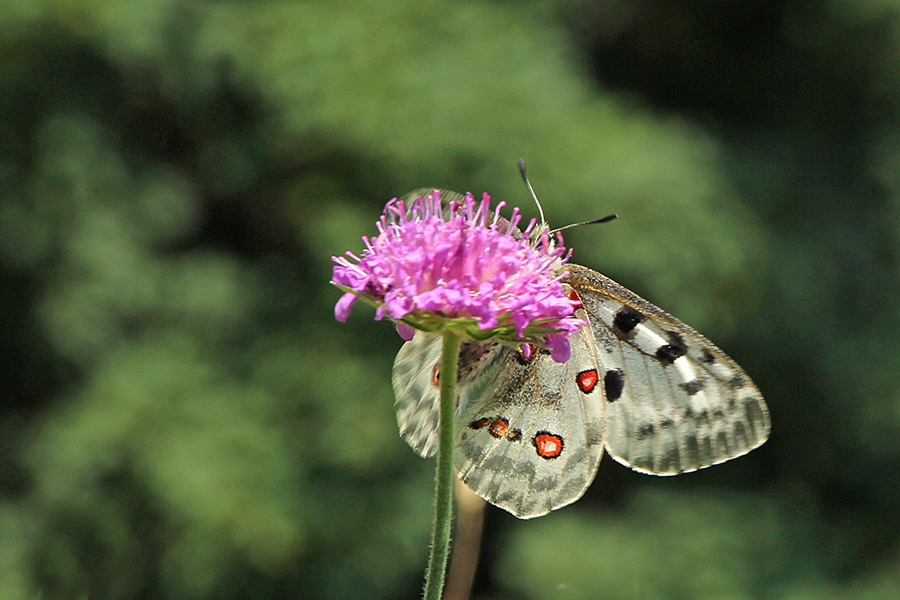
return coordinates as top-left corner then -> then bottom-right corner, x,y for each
518,159 -> 547,226
519,159 -> 617,234
550,213 -> 618,234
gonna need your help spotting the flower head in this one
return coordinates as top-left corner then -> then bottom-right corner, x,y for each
331,190 -> 582,361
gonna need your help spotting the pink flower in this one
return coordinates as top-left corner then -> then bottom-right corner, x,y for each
331,190 -> 582,362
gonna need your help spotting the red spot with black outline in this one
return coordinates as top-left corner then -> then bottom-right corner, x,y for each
469,417 -> 491,430
431,365 -> 440,386
471,417 -> 522,442
568,288 -> 584,309
576,369 -> 599,394
532,431 -> 564,459
488,417 -> 510,439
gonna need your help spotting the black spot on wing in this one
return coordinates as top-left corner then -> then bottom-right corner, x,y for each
636,423 -> 655,440
656,344 -> 685,364
728,375 -> 746,390
701,348 -> 716,364
613,306 -> 644,337
604,369 -> 624,402
655,332 -> 687,365
680,379 -> 704,395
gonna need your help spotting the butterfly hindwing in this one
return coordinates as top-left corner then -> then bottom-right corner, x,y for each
455,301 -> 605,519
393,332 -> 512,457
563,263 -> 770,475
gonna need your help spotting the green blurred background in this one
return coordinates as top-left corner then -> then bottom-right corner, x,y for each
2,1 -> 900,598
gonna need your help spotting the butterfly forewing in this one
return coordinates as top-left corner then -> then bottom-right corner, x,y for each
455,305 -> 605,519
563,264 -> 770,475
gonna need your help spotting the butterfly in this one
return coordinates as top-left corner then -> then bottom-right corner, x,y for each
391,187 -> 770,519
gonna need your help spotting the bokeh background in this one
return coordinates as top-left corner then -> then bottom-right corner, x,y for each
3,1 -> 900,598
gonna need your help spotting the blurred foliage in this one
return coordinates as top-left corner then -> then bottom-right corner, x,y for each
1,0 -> 900,599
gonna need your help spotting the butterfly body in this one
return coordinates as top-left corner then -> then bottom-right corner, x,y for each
391,192 -> 769,519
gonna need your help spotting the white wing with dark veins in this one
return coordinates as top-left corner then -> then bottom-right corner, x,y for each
454,298 -> 605,519
564,263 -> 770,475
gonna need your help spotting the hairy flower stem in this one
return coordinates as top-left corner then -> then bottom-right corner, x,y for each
423,331 -> 460,600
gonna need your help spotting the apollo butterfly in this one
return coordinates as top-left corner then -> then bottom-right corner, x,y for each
391,184 -> 769,519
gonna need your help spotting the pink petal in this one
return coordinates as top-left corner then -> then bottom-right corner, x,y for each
396,322 -> 416,341
334,293 -> 357,322
549,338 -> 571,363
